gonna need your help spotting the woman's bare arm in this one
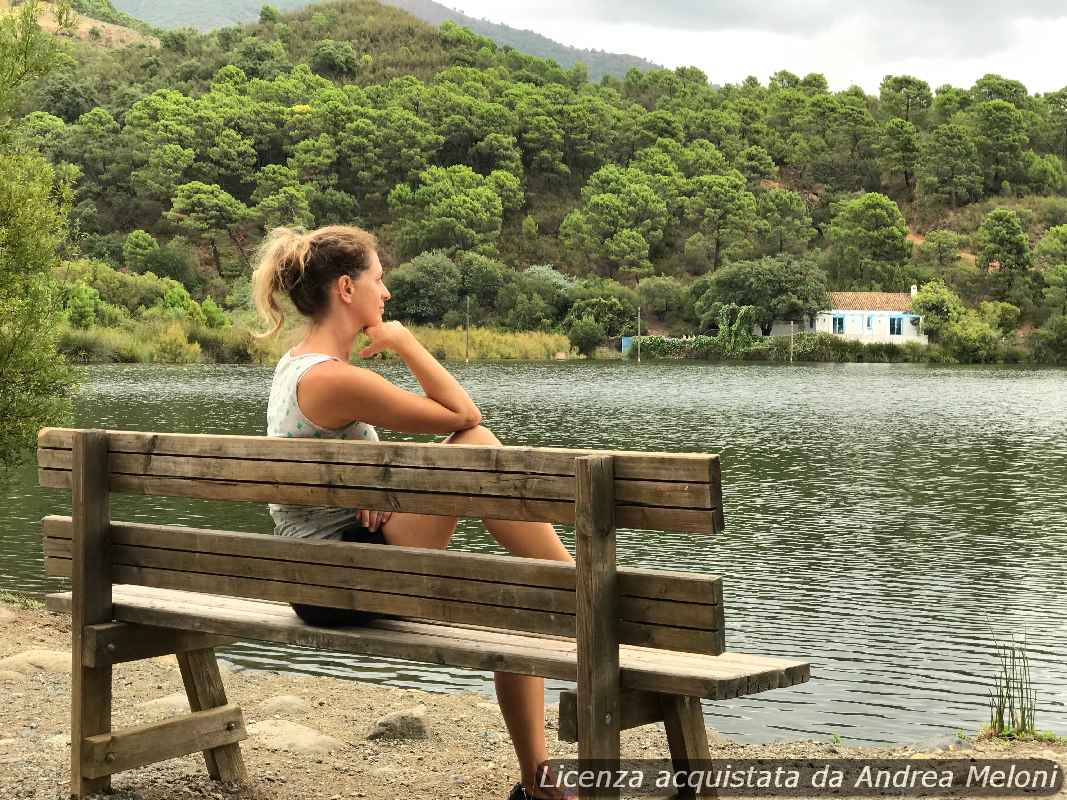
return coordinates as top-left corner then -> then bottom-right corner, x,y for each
299,322 -> 481,434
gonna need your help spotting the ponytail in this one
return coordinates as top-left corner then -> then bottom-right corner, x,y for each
251,225 -> 377,339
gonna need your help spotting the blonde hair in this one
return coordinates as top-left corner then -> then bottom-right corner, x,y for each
251,225 -> 379,338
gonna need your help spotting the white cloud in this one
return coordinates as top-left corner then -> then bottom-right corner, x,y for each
448,2 -> 1067,93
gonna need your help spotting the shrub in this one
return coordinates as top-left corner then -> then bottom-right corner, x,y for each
65,282 -> 101,328
187,324 -> 255,363
122,230 -> 159,272
568,314 -> 605,358
201,297 -> 227,328
151,323 -> 202,364
57,326 -> 152,363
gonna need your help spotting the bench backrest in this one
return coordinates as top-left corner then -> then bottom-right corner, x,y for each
38,428 -> 726,655
38,428 -> 723,534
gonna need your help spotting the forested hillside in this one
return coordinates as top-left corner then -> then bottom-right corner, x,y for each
103,0 -> 659,80
15,0 -> 1067,364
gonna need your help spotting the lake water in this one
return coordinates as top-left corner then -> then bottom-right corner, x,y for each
2,361 -> 1066,746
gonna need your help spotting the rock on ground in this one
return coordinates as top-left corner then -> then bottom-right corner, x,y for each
365,704 -> 429,740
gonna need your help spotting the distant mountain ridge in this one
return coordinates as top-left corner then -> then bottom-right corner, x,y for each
378,0 -> 661,81
105,0 -> 659,80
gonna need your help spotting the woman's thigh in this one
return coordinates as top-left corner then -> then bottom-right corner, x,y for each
381,511 -> 457,549
380,426 -> 501,549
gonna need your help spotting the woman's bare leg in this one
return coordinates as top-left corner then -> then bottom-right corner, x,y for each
381,425 -> 573,797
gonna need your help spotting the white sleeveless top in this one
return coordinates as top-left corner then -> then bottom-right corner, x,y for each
266,351 -> 379,539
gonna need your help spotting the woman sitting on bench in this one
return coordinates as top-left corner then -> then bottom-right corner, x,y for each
251,225 -> 573,800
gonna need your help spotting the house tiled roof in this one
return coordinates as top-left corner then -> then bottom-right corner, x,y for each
829,292 -> 913,312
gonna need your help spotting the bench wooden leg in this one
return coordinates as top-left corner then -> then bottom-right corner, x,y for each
72,656 -> 112,797
71,430 -> 114,799
660,695 -> 713,798
177,648 -> 248,784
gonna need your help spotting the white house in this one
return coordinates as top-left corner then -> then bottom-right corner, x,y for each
814,288 -> 927,345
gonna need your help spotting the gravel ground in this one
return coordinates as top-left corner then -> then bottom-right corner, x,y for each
1,601 -> 1063,800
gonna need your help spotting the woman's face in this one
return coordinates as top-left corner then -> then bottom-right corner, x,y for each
342,250 -> 390,330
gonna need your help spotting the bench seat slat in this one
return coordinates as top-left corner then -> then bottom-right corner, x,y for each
45,587 -> 810,701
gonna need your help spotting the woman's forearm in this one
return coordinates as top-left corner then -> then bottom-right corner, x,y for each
394,338 -> 481,427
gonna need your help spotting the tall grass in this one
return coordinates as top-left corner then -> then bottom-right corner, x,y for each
59,321 -> 572,364
988,634 -> 1037,738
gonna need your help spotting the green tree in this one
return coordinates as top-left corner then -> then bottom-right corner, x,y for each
259,5 -> 280,24
978,300 -> 1020,335
694,255 -> 829,334
686,171 -> 758,270
0,151 -> 76,473
755,188 -> 814,255
878,118 -> 920,192
559,165 -> 669,277
916,230 -> 963,269
736,144 -> 776,187
879,75 -> 933,124
310,40 -> 360,79
911,280 -> 965,337
385,251 -> 461,324
971,100 -> 1028,193
563,297 -> 632,338
0,5 -> 77,475
976,208 -> 1031,273
256,186 -> 314,230
165,182 -> 254,275
142,242 -> 201,290
64,282 -> 100,329
568,314 -> 605,358
828,193 -> 910,288
388,166 -> 505,258
1041,264 -> 1067,317
1030,314 -> 1067,364
1034,225 -> 1067,269
918,124 -> 983,207
1025,151 -> 1066,195
943,312 -> 1001,363
637,276 -> 689,326
0,1 -> 68,120
123,230 -> 159,272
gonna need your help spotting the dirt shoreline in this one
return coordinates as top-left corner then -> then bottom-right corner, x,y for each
1,601 -> 1063,799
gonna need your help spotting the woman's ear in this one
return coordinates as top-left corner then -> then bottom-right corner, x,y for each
337,274 -> 354,304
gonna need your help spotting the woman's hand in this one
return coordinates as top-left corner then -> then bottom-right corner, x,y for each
358,508 -> 392,533
359,321 -> 415,359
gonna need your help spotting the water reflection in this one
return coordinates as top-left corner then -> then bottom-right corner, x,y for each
2,361 -> 1065,745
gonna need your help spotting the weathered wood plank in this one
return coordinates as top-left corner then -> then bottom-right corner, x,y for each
70,430 -> 113,799
82,623 -> 235,667
39,428 -> 722,484
43,552 -> 719,652
42,517 -> 724,605
557,689 -> 664,743
37,449 -> 714,510
43,530 -> 720,630
176,650 -> 248,784
575,455 -> 620,796
39,468 -> 718,533
46,589 -> 810,700
81,704 -> 246,779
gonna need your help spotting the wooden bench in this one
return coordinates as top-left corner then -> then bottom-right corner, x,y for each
37,427 -> 810,799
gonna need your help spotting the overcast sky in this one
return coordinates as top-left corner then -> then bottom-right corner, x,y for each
450,1 -> 1066,95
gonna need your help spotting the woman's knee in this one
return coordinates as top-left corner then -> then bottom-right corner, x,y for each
445,424 -> 501,446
